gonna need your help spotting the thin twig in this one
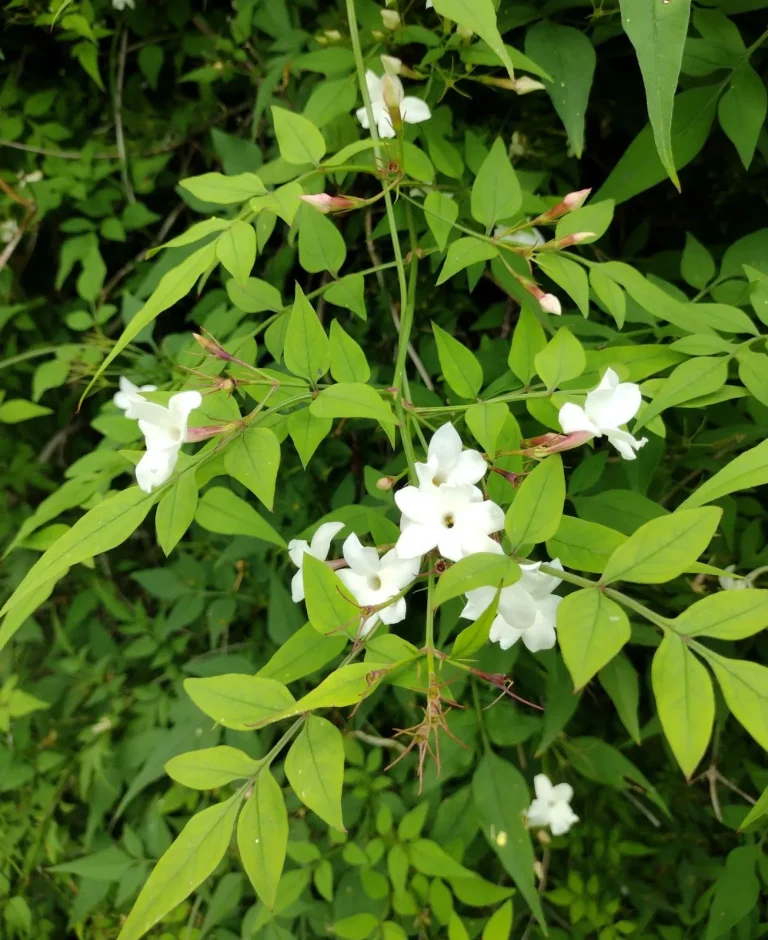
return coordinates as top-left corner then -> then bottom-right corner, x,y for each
0,208 -> 35,277
363,208 -> 434,392
114,28 -> 135,203
623,789 -> 661,827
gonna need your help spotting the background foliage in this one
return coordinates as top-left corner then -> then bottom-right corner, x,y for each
1,0 -> 768,938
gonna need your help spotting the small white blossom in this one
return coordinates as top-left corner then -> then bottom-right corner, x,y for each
0,219 -> 19,244
112,0 -> 135,9
526,774 -> 579,835
415,423 -> 487,491
117,387 -> 202,493
337,534 -> 421,636
493,225 -> 545,247
113,376 -> 158,418
461,559 -> 563,652
356,70 -> 431,139
287,521 -> 346,603
718,564 -> 751,591
558,367 -> 648,461
395,483 -> 504,562
380,8 -> 400,29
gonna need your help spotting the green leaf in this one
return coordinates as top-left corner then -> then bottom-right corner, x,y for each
546,516 -> 626,574
302,553 -> 359,638
258,623 -> 347,684
117,794 -> 241,940
424,191 -> 458,252
434,553 -> 520,607
704,846 -> 760,940
671,590 -> 768,640
680,232 -> 715,290
525,23 -> 596,158
287,408 -> 332,467
195,487 -> 286,547
472,752 -> 544,924
596,86 -> 717,205
283,284 -> 330,383
557,589 -> 631,690
325,274 -> 367,320
271,106 -> 326,165
165,746 -> 259,789
285,715 -> 345,830
678,439 -> 768,510
535,254 -> 589,317
226,276 -> 283,313
433,323 -> 483,399
216,219 -> 256,287
298,204 -> 346,275
407,839 -> 476,879
718,63 -> 766,170
465,402 -> 508,454
737,349 -> 768,407
184,674 -> 296,730
156,472 -> 199,556
470,138 -> 522,230
739,785 -> 768,829
482,900 -> 513,940
635,356 -> 728,429
431,0 -> 516,81
0,487 -> 154,619
310,383 -> 397,425
619,0 -> 691,187
600,507 -> 721,584
224,428 -> 281,511
332,914 -> 380,940
449,913 -> 470,940
436,238 -> 498,286
508,305 -> 546,385
556,200 -> 614,244
590,267 -> 626,327
0,399 -> 53,423
81,241 -> 217,401
701,651 -> 768,751
598,653 -> 641,744
238,769 -> 288,909
651,634 -> 713,778
180,172 -> 266,204
534,327 -> 586,389
330,321 -> 370,384
505,455 -> 565,550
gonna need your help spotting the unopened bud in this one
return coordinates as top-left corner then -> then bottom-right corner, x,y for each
375,475 -> 395,491
324,29 -> 342,41
193,332 -> 234,361
563,188 -> 591,211
512,76 -> 546,95
186,424 -> 232,443
523,431 -> 594,455
491,467 -> 523,487
371,29 -> 385,40
456,23 -> 474,39
381,8 -> 400,29
381,54 -> 402,76
382,74 -> 403,131
539,293 -> 562,315
558,231 -> 596,247
299,193 -> 361,214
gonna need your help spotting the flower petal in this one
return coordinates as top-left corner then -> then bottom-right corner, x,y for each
521,611 -> 557,653
497,583 -> 538,631
395,523 -> 438,559
534,773 -> 553,800
604,428 -> 648,460
379,550 -> 421,589
401,96 -> 431,125
355,106 -> 370,129
520,558 -> 563,599
460,498 -> 505,536
436,527 -> 466,562
450,449 -> 488,486
169,390 -> 203,430
342,533 -> 381,576
290,569 -> 305,602
287,538 -> 310,568
135,446 -> 178,493
395,485 -> 438,526
309,521 -> 345,560
428,423 -> 463,471
380,596 -> 407,625
489,614 -> 525,650
586,380 -> 641,430
461,586 -> 497,621
551,782 -> 574,802
365,70 -> 383,100
558,402 -> 600,437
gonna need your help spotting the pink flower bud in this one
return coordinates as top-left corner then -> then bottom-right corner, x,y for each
299,193 -> 360,214
555,231 -> 597,248
523,431 -> 594,455
539,293 -> 562,316
375,475 -> 395,491
185,424 -> 230,443
563,188 -> 592,211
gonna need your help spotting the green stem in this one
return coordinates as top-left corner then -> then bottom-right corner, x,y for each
426,571 -> 436,676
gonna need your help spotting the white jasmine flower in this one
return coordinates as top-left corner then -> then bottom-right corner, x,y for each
288,521 -> 345,602
415,423 -> 487,491
461,559 -> 563,653
718,565 -> 750,591
0,219 -> 19,244
121,390 -> 202,493
380,8 -> 400,29
526,774 -> 578,835
112,0 -> 135,9
558,368 -> 648,461
113,376 -> 158,418
17,170 -> 43,185
493,225 -> 545,248
337,534 -> 421,635
395,483 -> 504,561
356,70 -> 431,139
381,54 -> 402,76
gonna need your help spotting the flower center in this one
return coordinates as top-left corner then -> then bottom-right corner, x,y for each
432,471 -> 444,485
443,514 -> 455,529
169,427 -> 182,442
367,575 -> 382,591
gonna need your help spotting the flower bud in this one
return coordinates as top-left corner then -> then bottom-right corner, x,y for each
491,467 -> 523,487
511,76 -> 546,95
324,29 -> 342,41
456,23 -> 474,39
556,231 -> 596,248
563,188 -> 592,211
523,430 -> 594,456
375,475 -> 395,491
381,8 -> 400,29
382,74 -> 404,131
186,424 -> 231,443
193,332 -> 235,361
381,54 -> 402,76
299,193 -> 361,214
539,293 -> 562,316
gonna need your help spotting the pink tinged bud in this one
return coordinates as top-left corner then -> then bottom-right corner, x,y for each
512,76 -> 547,95
556,232 -> 597,248
193,332 -> 235,361
523,431 -> 594,455
185,424 -> 229,443
299,193 -> 359,214
563,188 -> 592,210
491,467 -> 523,487
539,293 -> 562,316
375,476 -> 395,491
